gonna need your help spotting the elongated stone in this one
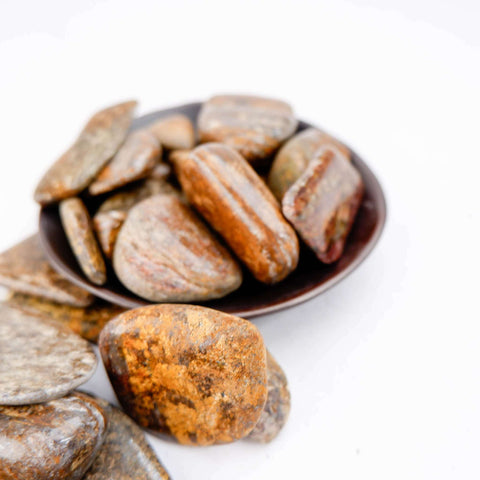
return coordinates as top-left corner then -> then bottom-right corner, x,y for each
6,292 -> 124,343
268,127 -> 350,201
93,210 -> 128,259
60,197 -> 107,285
0,235 -> 93,307
198,95 -> 297,164
99,304 -> 268,446
34,101 -> 137,205
113,194 -> 242,302
148,114 -> 196,150
0,304 -> 97,405
0,393 -> 106,480
89,130 -> 161,195
283,146 -> 364,263
173,143 -> 299,284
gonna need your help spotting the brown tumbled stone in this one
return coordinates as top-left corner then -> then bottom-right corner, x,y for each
248,352 -> 291,443
268,127 -> 351,201
173,143 -> 299,284
6,292 -> 124,343
0,235 -> 93,307
34,101 -> 137,205
83,398 -> 171,480
283,146 -> 364,263
89,130 -> 161,195
0,304 -> 97,405
148,114 -> 196,150
198,95 -> 297,164
99,304 -> 268,446
113,194 -> 242,302
0,392 -> 106,480
60,197 -> 107,285
93,210 -> 128,259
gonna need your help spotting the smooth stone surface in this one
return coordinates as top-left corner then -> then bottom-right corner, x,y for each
268,127 -> 351,201
93,210 -> 128,259
0,392 -> 106,480
6,292 -> 124,343
99,304 -> 268,445
34,101 -> 137,205
60,197 -> 107,285
198,95 -> 297,164
283,146 -> 364,263
148,114 -> 196,150
173,143 -> 299,284
0,234 -> 93,307
247,351 -> 291,443
113,194 -> 242,302
89,130 -> 161,195
83,398 -> 171,480
0,304 -> 97,405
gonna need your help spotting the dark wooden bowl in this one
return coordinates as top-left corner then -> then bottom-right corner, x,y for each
39,102 -> 386,318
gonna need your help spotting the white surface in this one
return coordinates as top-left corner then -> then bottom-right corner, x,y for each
1,1 -> 479,478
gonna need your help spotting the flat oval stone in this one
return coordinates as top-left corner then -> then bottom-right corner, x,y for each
173,143 -> 299,284
0,304 -> 97,405
0,235 -> 93,307
0,392 -> 106,480
60,197 -> 107,285
148,114 -> 196,150
83,398 -> 171,480
268,127 -> 351,201
283,146 -> 364,263
99,304 -> 268,446
247,351 -> 291,443
35,101 -> 137,205
93,210 -> 128,259
113,194 -> 242,302
89,130 -> 161,195
198,95 -> 297,164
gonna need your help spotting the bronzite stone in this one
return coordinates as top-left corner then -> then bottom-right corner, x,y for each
99,304 -> 268,446
0,392 -> 106,480
0,235 -> 93,307
93,210 -> 128,260
148,114 -> 196,151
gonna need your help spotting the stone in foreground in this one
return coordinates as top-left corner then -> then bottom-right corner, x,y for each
148,114 -> 196,150
0,393 -> 106,480
99,304 -> 267,446
0,304 -> 97,405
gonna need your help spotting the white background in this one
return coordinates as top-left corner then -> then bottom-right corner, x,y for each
1,1 -> 479,479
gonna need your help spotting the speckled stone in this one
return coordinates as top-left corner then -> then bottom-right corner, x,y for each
113,194 -> 242,302
99,304 -> 268,446
6,292 -> 124,343
0,392 -> 106,480
173,143 -> 299,284
0,235 -> 93,307
283,146 -> 364,263
89,130 -> 161,195
93,210 -> 128,259
83,398 -> 171,480
148,114 -> 196,150
268,127 -> 351,201
247,351 -> 290,443
34,101 -> 137,205
198,95 -> 297,165
0,304 -> 97,405
60,197 -> 107,285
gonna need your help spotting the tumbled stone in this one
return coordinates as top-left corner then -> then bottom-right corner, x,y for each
268,127 -> 351,201
99,304 -> 267,446
198,95 -> 297,164
283,146 -> 364,263
113,194 -> 242,302
0,235 -> 93,307
248,351 -> 291,443
173,143 -> 299,284
0,392 -> 106,480
148,114 -> 196,150
89,130 -> 161,195
83,398 -> 171,480
93,210 -> 128,259
6,292 -> 124,343
34,101 -> 137,205
60,197 -> 107,285
0,304 -> 97,405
